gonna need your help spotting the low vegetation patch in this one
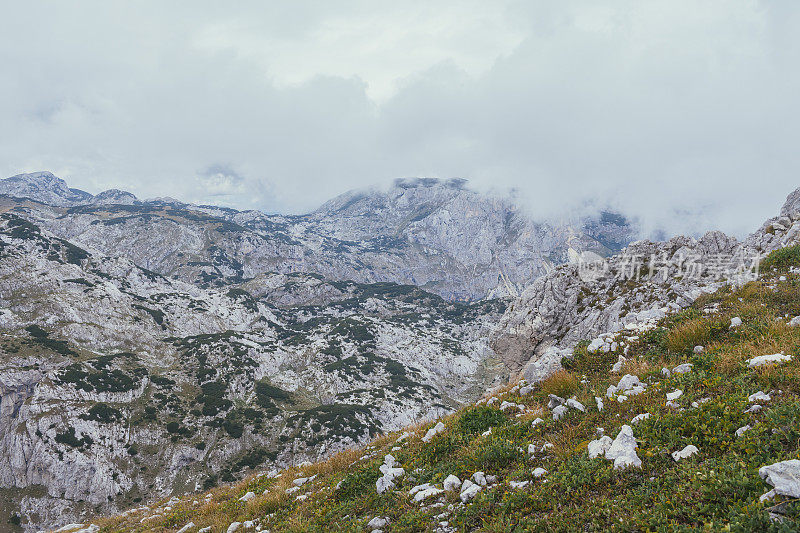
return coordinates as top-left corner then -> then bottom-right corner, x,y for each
79,403 -> 123,423
760,244 -> 800,271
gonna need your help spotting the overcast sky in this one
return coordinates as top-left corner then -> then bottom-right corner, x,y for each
1,1 -> 799,236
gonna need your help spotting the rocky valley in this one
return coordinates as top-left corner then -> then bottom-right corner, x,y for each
0,172 -> 634,530
2,172 -> 800,532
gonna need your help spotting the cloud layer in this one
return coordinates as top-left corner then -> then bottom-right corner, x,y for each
1,1 -> 799,236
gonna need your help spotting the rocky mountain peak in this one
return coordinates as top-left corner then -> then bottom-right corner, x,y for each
0,171 -> 92,206
780,185 -> 800,218
306,178 -> 634,299
315,177 -> 478,217
92,189 -> 138,205
392,177 -> 468,190
1,172 -> 146,208
142,196 -> 186,206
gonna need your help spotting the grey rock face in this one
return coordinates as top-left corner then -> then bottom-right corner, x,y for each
492,186 -> 800,380
0,172 -> 92,206
0,214 -> 507,531
759,460 -> 800,499
302,178 -> 635,300
745,188 -> 800,253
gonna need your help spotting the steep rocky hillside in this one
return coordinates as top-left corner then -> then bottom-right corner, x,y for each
76,243 -> 800,532
0,214 -> 506,530
490,186 -> 800,385
0,172 -> 636,301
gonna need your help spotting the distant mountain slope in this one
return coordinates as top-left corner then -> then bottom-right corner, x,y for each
0,213 -> 506,530
0,172 -> 637,300
0,170 -> 636,530
0,171 -> 93,206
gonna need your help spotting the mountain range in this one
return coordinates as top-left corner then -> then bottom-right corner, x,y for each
0,171 -> 638,530
12,172 -> 800,531
3,175 -> 796,532
0,172 -> 635,301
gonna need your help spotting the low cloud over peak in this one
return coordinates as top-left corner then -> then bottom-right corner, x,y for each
1,1 -> 798,237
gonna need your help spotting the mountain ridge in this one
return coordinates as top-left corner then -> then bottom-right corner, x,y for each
8,173 -> 795,531
0,171 -> 638,301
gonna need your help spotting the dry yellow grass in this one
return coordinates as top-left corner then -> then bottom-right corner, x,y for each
666,318 -> 711,353
736,281 -> 766,301
538,369 -> 579,399
713,318 -> 798,374
736,299 -> 771,318
304,445 -> 366,478
620,357 -> 657,378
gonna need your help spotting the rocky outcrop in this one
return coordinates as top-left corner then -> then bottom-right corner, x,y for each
0,172 -> 93,206
91,189 -> 138,206
302,178 -> 636,300
744,191 -> 800,253
492,187 -> 800,381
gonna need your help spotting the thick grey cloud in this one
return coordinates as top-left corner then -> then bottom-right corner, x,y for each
1,1 -> 799,236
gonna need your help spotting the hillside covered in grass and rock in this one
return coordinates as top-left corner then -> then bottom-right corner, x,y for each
80,244 -> 800,532
5,177 -> 800,532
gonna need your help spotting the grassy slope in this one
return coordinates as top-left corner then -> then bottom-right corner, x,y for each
85,248 -> 800,532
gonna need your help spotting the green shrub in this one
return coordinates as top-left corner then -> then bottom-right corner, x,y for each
223,414 -> 244,438
55,427 -> 93,448
25,324 -> 48,338
254,380 -> 292,404
637,396 -> 748,456
197,381 -> 232,416
24,325 -> 77,356
228,447 -> 275,473
150,375 -> 176,388
334,465 -> 380,501
457,405 -> 507,435
80,403 -> 122,423
464,438 -> 522,471
761,245 -> 800,271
